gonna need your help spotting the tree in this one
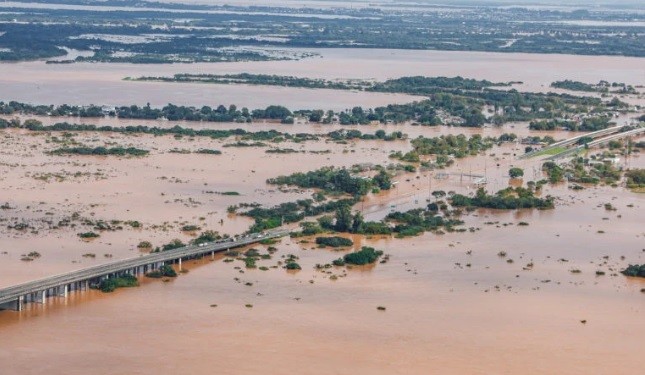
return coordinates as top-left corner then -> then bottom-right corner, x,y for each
351,212 -> 364,233
263,105 -> 291,120
373,170 -> 392,190
509,167 -> 524,179
577,136 -> 593,146
309,110 -> 324,122
334,205 -> 352,232
431,190 -> 446,198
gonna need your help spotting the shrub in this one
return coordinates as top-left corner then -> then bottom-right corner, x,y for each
96,275 -> 138,293
343,247 -> 384,265
315,236 -> 353,247
621,264 -> 645,278
78,231 -> 99,238
509,167 -> 524,179
146,265 -> 178,278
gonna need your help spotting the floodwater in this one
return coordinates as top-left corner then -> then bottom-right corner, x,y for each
1,48 -> 644,110
0,117 -> 644,374
0,2 -> 369,19
0,48 -> 645,374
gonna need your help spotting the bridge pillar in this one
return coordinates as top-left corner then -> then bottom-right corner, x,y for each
211,251 -> 214,260
0,298 -> 21,311
178,258 -> 182,271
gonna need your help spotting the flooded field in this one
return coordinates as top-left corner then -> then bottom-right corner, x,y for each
0,47 -> 644,374
1,49 -> 644,110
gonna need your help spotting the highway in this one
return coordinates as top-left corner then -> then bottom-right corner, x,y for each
0,229 -> 289,310
519,125 -> 627,159
545,126 -> 645,161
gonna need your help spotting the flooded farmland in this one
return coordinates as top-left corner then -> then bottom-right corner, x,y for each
1,48 -> 644,109
0,44 -> 644,375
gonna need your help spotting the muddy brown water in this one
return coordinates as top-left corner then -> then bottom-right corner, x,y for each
1,48 -> 644,109
0,50 -> 644,374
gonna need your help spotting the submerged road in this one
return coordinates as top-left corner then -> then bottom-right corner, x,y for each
546,126 -> 645,161
519,125 -> 629,159
0,229 -> 289,311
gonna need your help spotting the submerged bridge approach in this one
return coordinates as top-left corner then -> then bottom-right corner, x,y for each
0,229 -> 289,312
519,125 -> 633,160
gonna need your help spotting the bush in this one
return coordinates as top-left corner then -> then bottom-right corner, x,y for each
625,169 -> 645,188
51,146 -> 149,156
78,231 -> 99,238
621,264 -> 645,278
244,257 -> 257,269
509,167 -> 524,179
96,275 -> 138,293
146,265 -> 178,278
160,239 -> 185,251
192,230 -> 221,245
343,247 -> 384,265
315,236 -> 353,248
450,187 -> 554,210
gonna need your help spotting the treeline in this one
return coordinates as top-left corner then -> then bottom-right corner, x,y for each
368,76 -> 511,93
0,101 -> 105,117
530,116 -> 615,132
241,198 -> 359,233
384,208 -> 464,238
114,103 -> 293,123
50,146 -> 149,156
451,187 -> 554,210
410,134 -> 497,158
0,119 -> 407,144
326,129 -> 405,141
393,134 -> 516,169
267,166 -> 392,196
133,73 -> 369,91
551,80 -> 636,94
1,78 -> 625,128
240,179 -> 555,237
134,74 -> 509,92
625,169 -> 645,189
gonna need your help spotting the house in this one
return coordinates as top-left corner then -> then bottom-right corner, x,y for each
293,116 -> 309,125
602,157 -> 620,166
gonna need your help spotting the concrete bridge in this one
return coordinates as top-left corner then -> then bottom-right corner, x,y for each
0,229 -> 289,312
519,125 -> 630,159
545,126 -> 645,161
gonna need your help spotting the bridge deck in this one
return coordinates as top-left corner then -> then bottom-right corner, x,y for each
0,229 -> 288,306
545,127 -> 645,161
519,125 -> 627,160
